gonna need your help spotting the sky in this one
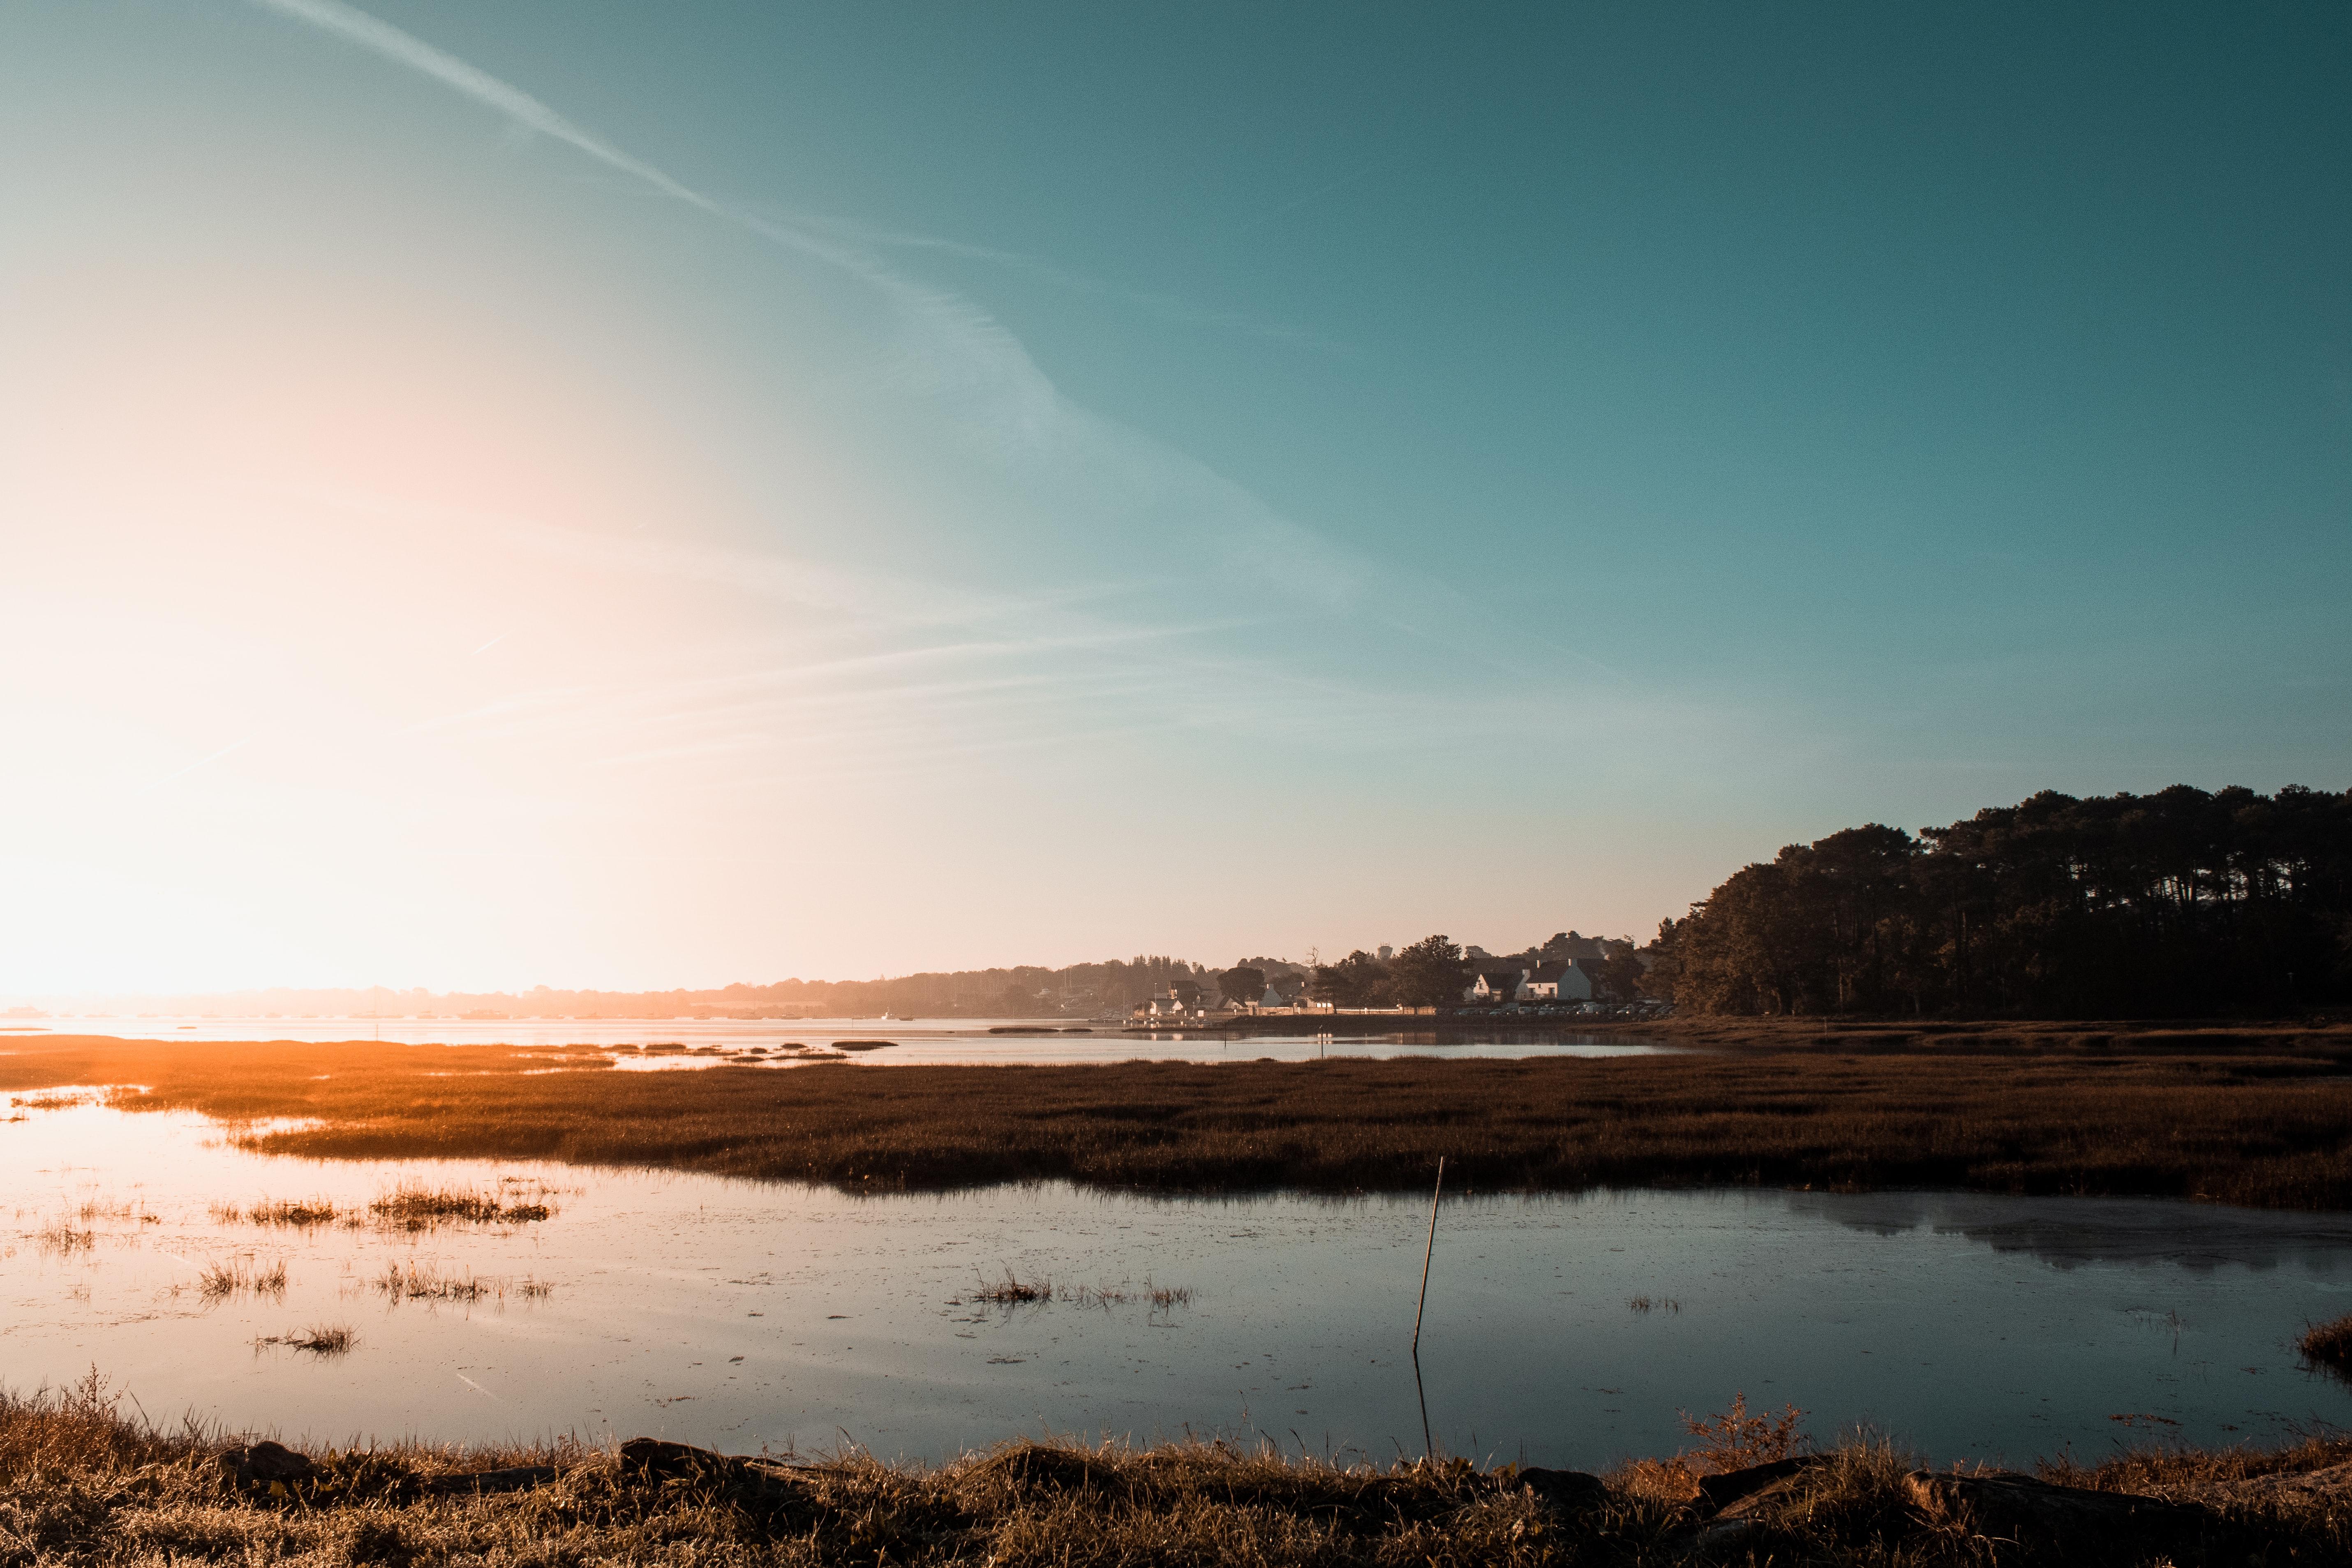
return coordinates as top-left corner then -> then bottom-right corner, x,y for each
2,1 -> 2346,996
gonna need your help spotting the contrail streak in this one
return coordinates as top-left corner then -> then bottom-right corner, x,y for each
252,0 -> 712,211
245,0 -> 987,386
245,0 -> 1366,591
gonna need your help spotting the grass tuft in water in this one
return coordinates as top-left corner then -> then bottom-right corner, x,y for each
368,1183 -> 555,1231
371,1261 -> 547,1305
255,1325 -> 356,1356
9,1090 -> 93,1111
242,1198 -> 342,1228
373,1261 -> 492,1302
2300,1310 -> 2352,1373
37,1219 -> 96,1255
964,1272 -> 1189,1312
195,1257 -> 289,1301
972,1269 -> 1051,1305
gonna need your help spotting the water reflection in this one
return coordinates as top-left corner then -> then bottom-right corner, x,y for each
5,1100 -> 2349,1469
1791,1190 -> 2352,1272
5,1017 -> 1683,1066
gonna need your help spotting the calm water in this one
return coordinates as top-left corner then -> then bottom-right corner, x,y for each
6,1098 -> 2350,1469
0,1017 -> 1682,1066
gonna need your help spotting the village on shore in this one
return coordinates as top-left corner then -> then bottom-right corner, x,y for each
1128,931 -> 1668,1025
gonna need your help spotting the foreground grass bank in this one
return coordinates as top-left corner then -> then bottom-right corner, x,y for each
9,1028 -> 2352,1207
6,1383 -> 2351,1568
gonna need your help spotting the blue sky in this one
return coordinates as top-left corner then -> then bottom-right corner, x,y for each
1,2 -> 2345,992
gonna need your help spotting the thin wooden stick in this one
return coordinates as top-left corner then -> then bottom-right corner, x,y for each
1412,1156 -> 1444,1354
1413,1350 -> 1432,1463
1410,1156 -> 1444,1460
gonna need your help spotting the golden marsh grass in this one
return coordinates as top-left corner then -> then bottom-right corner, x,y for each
9,1027 -> 2352,1206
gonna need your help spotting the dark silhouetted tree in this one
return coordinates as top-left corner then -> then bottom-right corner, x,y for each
1650,786 -> 2352,1017
1596,947 -> 1649,1002
1389,935 -> 1469,1007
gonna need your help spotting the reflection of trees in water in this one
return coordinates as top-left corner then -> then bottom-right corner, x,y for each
1781,1189 -> 2352,1272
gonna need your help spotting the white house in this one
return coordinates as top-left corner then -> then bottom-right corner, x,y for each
1515,960 -> 1594,1002
1143,980 -> 1205,1018
1462,967 -> 1524,1003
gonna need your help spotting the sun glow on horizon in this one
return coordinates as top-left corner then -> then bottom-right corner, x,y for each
6,1 -> 2342,997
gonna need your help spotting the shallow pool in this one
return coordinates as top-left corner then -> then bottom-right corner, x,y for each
5,1097 -> 2348,1469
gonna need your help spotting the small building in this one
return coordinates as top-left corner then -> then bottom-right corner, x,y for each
1145,980 -> 1203,1018
1514,960 -> 1594,1002
1463,967 -> 1524,1003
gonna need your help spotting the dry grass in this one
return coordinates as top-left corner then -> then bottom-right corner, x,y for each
3,1379 -> 2350,1566
970,1270 -> 1051,1305
236,1198 -> 342,1228
2038,1427 -> 2352,1496
1610,1391 -> 1809,1500
253,1325 -> 356,1356
368,1182 -> 554,1229
192,1258 -> 288,1302
371,1260 -> 499,1303
9,1090 -> 93,1111
10,1028 -> 2352,1206
1680,1391 -> 1809,1471
35,1219 -> 94,1256
369,1261 -> 551,1305
963,1273 -> 1191,1312
2299,1310 -> 2352,1373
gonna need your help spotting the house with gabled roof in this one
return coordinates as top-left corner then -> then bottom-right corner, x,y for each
1515,960 -> 1594,1002
1463,967 -> 1525,1003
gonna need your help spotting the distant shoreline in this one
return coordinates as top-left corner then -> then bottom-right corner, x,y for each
1145,1011 -> 2352,1048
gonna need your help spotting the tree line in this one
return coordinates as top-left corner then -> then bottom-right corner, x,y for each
1645,785 -> 2352,1017
1303,933 -> 1647,1008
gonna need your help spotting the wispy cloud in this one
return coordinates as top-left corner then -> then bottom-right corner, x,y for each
250,0 -> 1356,576
786,210 -> 1352,352
241,1 -> 1653,787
